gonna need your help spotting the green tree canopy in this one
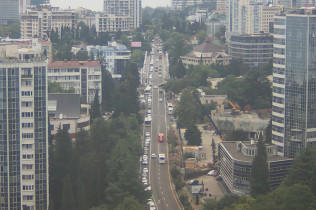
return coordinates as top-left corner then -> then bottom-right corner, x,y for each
250,134 -> 270,197
184,124 -> 202,146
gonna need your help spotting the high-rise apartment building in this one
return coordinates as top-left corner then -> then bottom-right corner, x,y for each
272,9 -> 316,158
30,0 -> 50,5
20,5 -> 75,39
103,0 -> 141,29
171,0 -> 204,10
0,46 -> 48,209
226,0 -> 280,40
0,0 -> 19,25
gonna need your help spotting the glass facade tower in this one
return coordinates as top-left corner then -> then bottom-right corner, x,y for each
272,10 -> 316,158
0,61 -> 48,209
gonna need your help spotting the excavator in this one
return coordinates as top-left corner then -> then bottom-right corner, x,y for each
226,100 -> 241,114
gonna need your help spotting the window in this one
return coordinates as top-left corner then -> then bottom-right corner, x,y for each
22,123 -> 33,128
23,195 -> 34,200
63,124 -> 70,130
22,174 -> 34,180
22,154 -> 34,159
22,133 -> 33,138
22,144 -> 33,149
22,164 -> 33,170
22,112 -> 33,117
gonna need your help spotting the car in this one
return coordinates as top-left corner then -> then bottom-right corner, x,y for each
143,167 -> 149,173
145,186 -> 151,192
143,154 -> 148,160
142,159 -> 148,165
153,85 -> 158,89
144,150 -> 148,155
145,132 -> 150,137
207,170 -> 216,176
142,172 -> 147,178
151,153 -> 156,158
148,109 -> 152,114
159,98 -> 163,102
159,74 -> 162,78
188,180 -> 199,185
216,176 -> 223,181
146,137 -> 151,141
148,114 -> 151,118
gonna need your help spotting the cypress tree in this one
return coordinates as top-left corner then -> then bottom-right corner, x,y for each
90,91 -> 101,123
250,134 -> 270,197
60,175 -> 76,210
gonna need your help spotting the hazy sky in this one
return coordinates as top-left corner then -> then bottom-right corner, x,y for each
50,0 -> 171,11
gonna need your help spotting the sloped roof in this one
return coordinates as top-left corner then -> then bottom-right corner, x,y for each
48,93 -> 81,119
194,41 -> 222,54
184,40 -> 229,59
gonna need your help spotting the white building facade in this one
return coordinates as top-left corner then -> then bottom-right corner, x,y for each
20,5 -> 75,39
47,61 -> 102,104
102,0 -> 141,30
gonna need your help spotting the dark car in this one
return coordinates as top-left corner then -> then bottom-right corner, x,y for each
188,180 -> 199,185
216,176 -> 223,181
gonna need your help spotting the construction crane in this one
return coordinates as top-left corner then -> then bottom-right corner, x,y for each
192,90 -> 222,139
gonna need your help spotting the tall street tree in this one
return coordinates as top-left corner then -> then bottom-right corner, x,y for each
90,91 -> 101,123
250,134 -> 270,197
184,124 -> 202,146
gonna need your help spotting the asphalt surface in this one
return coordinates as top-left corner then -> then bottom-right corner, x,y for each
143,47 -> 182,210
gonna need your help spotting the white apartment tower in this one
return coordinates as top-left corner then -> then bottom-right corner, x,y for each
103,0 -> 141,29
0,52 -> 49,209
226,0 -> 280,40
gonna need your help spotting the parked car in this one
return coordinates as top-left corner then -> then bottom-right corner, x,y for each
151,153 -> 156,158
216,176 -> 223,181
188,180 -> 199,185
207,170 -> 216,176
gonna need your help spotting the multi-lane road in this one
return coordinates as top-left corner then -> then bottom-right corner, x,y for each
142,43 -> 182,210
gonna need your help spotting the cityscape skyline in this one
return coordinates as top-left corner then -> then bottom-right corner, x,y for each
50,0 -> 171,11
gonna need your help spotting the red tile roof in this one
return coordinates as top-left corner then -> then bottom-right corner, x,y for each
48,60 -> 101,68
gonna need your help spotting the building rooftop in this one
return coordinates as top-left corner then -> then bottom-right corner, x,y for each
48,93 -> 81,119
48,60 -> 101,68
184,40 -> 229,59
220,141 -> 293,163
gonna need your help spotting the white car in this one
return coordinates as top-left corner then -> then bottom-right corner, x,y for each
146,137 -> 151,142
153,85 -> 158,89
159,74 -> 162,78
207,170 -> 216,176
143,168 -> 149,173
145,132 -> 150,137
151,153 -> 156,158
142,159 -> 148,165
159,98 -> 163,102
145,186 -> 151,192
148,109 -> 152,114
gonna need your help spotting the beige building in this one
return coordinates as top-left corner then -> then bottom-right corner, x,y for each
20,5 -> 75,39
0,38 -> 52,61
95,13 -> 133,33
47,60 -> 102,104
181,41 -> 231,67
74,7 -> 96,28
259,6 -> 281,33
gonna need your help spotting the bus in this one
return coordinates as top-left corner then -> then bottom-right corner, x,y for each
144,116 -> 152,127
158,133 -> 164,142
159,154 -> 166,164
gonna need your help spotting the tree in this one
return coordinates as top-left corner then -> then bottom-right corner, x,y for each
90,91 -> 101,122
75,50 -> 89,61
184,125 -> 202,146
60,175 -> 76,210
225,129 -> 249,142
131,49 -> 143,66
197,30 -> 207,44
48,81 -> 75,93
250,134 -> 270,197
174,88 -> 201,128
265,119 -> 272,144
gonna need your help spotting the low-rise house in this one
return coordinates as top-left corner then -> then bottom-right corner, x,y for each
48,93 -> 90,138
181,41 -> 231,67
